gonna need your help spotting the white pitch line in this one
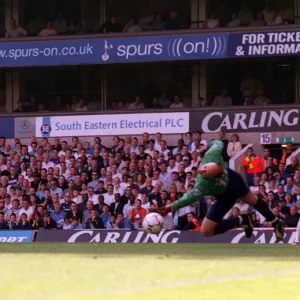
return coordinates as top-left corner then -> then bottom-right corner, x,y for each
19,268 -> 300,300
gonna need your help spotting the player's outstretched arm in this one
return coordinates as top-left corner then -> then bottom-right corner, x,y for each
170,186 -> 203,213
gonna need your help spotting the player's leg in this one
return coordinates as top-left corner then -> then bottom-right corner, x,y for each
200,200 -> 247,237
240,191 -> 284,242
228,168 -> 285,242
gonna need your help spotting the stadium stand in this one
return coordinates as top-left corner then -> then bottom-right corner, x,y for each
0,133 -> 298,231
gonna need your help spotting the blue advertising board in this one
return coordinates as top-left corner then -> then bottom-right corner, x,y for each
0,118 -> 15,138
0,231 -> 33,243
0,32 -> 228,67
228,30 -> 300,58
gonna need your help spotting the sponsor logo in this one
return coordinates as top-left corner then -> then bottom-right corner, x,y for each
230,230 -> 296,244
101,40 -> 113,61
21,120 -> 29,130
67,230 -> 181,243
197,109 -> 299,133
40,124 -> 52,134
0,231 -> 33,243
35,229 -> 296,244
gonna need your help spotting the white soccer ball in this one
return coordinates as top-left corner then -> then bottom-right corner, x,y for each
143,213 -> 164,234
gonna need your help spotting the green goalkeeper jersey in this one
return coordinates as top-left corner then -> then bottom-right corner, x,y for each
170,140 -> 229,213
195,140 -> 229,196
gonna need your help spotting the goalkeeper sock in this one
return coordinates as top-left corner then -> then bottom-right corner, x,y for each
213,217 -> 241,235
253,197 -> 277,223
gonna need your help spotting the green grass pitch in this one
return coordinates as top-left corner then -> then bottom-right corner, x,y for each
1,243 -> 300,300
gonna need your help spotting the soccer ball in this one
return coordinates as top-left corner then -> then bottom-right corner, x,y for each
143,213 -> 164,234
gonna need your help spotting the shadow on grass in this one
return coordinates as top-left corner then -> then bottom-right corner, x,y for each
0,243 -> 299,260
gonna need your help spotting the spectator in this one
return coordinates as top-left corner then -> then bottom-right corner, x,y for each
152,97 -> 163,108
67,21 -> 77,34
128,199 -> 147,229
19,197 -> 34,221
26,13 -> 45,36
251,12 -> 265,26
100,205 -> 111,227
106,215 -> 117,229
238,3 -> 253,26
184,212 -> 200,231
13,100 -> 24,112
50,203 -> 65,228
18,213 -> 32,230
8,213 -> 18,229
280,1 -> 294,24
241,147 -> 263,186
5,19 -> 27,38
227,134 -> 242,159
52,12 -> 68,34
212,89 -> 232,107
284,206 -> 300,227
159,93 -> 171,108
38,21 -> 57,37
205,13 -> 220,29
128,96 -> 144,110
0,212 -> 8,229
76,22 -> 88,35
170,96 -> 184,109
165,10 -> 182,30
63,216 -> 72,229
123,17 -> 142,33
115,213 -> 130,229
227,13 -> 241,27
71,217 -> 84,229
152,13 -> 165,31
99,16 -> 123,33
73,98 -> 87,112
31,212 -> 43,229
253,88 -> 271,105
43,212 -> 57,229
86,209 -> 105,229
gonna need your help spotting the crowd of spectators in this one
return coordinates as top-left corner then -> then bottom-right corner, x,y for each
227,142 -> 300,228
205,1 -> 294,29
0,130 -> 298,232
3,1 -> 295,39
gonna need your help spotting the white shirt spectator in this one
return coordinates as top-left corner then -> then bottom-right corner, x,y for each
234,202 -> 249,213
167,165 -> 178,173
154,141 -> 161,152
58,151 -> 66,157
170,102 -> 184,109
6,26 -> 27,38
19,206 -> 34,219
123,203 -> 135,218
250,186 -> 259,193
227,141 -> 242,158
191,139 -> 207,151
212,95 -> 232,106
130,146 -> 139,154
128,102 -> 144,110
42,161 -> 55,170
142,202 -> 150,211
103,193 -> 115,206
113,185 -> 125,196
145,149 -> 154,157
161,149 -> 170,160
73,103 -> 87,112
88,194 -> 99,205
